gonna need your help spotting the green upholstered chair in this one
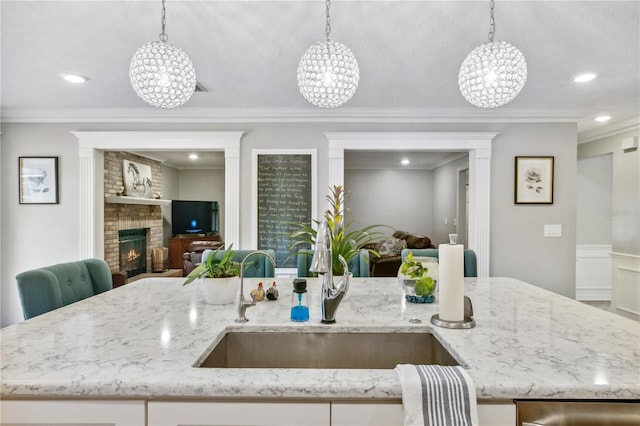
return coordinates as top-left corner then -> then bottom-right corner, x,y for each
201,249 -> 276,278
400,248 -> 478,277
16,258 -> 114,320
297,249 -> 369,277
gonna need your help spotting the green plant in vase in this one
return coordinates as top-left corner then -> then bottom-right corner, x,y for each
286,185 -> 386,276
399,252 -> 436,303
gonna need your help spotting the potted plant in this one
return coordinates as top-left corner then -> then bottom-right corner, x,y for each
183,245 -> 246,305
286,185 -> 386,276
398,252 -> 436,303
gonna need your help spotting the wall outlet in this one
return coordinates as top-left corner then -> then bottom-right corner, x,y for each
544,224 -> 562,237
444,217 -> 448,225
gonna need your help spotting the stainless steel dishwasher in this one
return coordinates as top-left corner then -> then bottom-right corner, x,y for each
516,400 -> 640,425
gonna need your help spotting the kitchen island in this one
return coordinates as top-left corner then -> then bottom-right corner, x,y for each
1,276 -> 639,425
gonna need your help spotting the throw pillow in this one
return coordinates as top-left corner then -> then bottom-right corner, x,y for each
377,237 -> 407,256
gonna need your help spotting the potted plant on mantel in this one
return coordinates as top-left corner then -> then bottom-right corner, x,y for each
286,185 -> 386,276
183,245 -> 248,305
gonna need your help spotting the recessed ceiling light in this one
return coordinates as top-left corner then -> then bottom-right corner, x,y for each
189,153 -> 199,160
401,159 -> 410,166
594,115 -> 611,122
573,73 -> 597,83
60,73 -> 88,84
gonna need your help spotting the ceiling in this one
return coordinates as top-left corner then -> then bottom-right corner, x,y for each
1,0 -> 639,137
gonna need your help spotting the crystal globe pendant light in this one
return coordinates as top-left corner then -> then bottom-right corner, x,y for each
458,0 -> 527,108
129,0 -> 196,108
297,0 -> 359,108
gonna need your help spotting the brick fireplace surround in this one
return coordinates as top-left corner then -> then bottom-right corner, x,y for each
103,152 -> 163,274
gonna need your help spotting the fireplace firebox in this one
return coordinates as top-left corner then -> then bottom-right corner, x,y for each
119,228 -> 147,278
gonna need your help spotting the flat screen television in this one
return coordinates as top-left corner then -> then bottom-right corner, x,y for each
171,200 -> 219,236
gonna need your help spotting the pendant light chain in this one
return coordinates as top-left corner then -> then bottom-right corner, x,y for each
488,0 -> 496,42
325,0 -> 331,41
159,0 -> 168,42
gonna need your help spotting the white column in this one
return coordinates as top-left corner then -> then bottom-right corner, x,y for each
468,148 -> 491,277
328,147 -> 344,190
225,147 -> 240,248
78,147 -> 103,259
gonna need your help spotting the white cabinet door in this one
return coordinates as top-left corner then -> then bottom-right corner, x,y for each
147,401 -> 330,426
0,400 -> 145,425
331,403 -> 404,426
330,401 -> 515,426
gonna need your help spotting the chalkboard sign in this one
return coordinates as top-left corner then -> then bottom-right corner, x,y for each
256,154 -> 314,267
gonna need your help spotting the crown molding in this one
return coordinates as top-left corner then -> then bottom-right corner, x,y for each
0,107 -> 583,124
577,117 -> 640,144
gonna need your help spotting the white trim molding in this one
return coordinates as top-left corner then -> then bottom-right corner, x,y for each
325,132 -> 497,278
575,245 -> 612,301
72,131 -> 244,259
610,251 -> 640,321
2,107 -> 582,124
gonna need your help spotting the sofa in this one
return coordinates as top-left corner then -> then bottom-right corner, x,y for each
16,258 -> 121,320
368,230 -> 436,277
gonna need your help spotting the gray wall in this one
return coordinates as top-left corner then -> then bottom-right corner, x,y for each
576,154 -> 613,245
578,131 -> 640,255
1,121 -> 579,327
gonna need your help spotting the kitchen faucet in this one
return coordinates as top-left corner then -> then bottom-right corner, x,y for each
235,250 -> 276,323
310,219 -> 349,324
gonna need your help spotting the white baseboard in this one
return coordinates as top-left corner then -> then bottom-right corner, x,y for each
575,288 -> 612,301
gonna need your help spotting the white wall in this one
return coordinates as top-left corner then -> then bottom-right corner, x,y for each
578,131 -> 640,255
1,124 -> 81,325
345,168 -> 434,237
432,155 -> 470,246
576,154 -> 613,245
161,165 -> 179,247
490,123 -> 578,298
177,169 -> 225,238
1,121 -> 579,327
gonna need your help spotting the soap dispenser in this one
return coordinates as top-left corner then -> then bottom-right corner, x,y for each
290,279 -> 309,322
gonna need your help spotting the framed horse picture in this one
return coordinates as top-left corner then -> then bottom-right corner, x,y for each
123,160 -> 153,198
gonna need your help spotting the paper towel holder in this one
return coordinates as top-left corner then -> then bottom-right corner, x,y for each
430,296 -> 476,329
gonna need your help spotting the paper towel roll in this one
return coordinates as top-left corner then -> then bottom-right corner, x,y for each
438,241 -> 464,322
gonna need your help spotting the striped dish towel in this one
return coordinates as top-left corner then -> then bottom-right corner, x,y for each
395,364 -> 479,426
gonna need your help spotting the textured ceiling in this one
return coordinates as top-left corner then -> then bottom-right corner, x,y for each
1,0 -> 639,135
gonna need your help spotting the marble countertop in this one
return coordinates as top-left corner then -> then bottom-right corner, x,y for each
1,276 -> 639,400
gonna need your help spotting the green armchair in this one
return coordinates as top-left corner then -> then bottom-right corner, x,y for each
16,258 -> 116,320
201,249 -> 276,278
400,248 -> 478,277
297,249 -> 369,277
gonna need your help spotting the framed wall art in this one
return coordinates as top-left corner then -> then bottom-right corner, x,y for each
122,159 -> 154,198
19,156 -> 59,204
515,156 -> 554,204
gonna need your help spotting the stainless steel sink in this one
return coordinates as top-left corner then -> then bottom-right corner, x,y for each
198,332 -> 459,369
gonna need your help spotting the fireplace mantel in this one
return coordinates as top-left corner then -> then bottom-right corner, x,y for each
105,196 -> 171,206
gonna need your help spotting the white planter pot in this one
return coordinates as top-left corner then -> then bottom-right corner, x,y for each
201,277 -> 239,305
